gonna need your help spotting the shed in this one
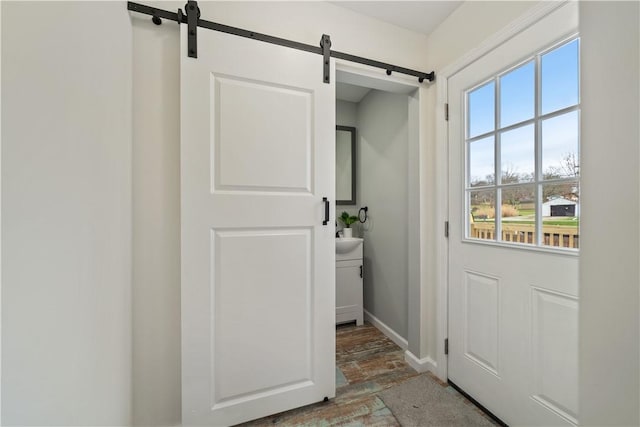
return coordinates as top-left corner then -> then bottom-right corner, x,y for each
542,197 -> 579,217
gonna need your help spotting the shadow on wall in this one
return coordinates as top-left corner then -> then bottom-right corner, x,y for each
131,15 -> 182,427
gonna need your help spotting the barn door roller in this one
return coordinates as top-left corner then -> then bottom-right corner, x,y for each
182,1 -> 199,58
127,1 -> 436,84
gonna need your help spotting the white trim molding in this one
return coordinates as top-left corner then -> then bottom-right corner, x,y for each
438,1 -> 571,79
364,309 -> 408,350
404,350 -> 437,374
434,0 -> 570,384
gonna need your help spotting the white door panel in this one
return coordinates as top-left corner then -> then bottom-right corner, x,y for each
463,271 -> 499,376
448,3 -> 578,426
214,76 -> 313,192
530,287 -> 579,422
181,27 -> 335,426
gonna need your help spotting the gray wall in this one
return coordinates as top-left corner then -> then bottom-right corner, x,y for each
336,100 -> 357,128
357,90 -> 409,339
1,2 -> 132,425
336,92 -> 410,340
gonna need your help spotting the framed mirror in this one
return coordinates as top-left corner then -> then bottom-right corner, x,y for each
336,125 -> 356,205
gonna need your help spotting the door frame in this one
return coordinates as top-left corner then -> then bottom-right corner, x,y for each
434,1 -> 570,382
335,61 -> 430,369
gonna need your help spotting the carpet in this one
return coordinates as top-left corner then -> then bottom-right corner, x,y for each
378,374 -> 498,427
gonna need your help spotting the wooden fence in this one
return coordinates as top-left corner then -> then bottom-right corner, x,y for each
470,222 -> 579,249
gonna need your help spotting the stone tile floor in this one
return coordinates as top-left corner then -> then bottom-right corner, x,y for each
240,322 -> 421,426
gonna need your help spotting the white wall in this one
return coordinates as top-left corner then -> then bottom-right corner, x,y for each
131,15 -> 182,427
357,90 -> 409,339
2,1 -> 636,425
1,3 -> 4,422
1,2 -> 132,425
131,2 -> 429,425
11,2 -> 629,425
579,2 -> 639,425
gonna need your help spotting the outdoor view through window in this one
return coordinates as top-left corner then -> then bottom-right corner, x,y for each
466,38 -> 580,249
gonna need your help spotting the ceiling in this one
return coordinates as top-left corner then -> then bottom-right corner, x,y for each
336,68 -> 422,103
334,2 -> 463,103
330,1 -> 463,36
336,82 -> 371,103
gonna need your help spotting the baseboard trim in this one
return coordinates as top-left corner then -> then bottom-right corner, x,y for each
404,350 -> 437,374
363,309 -> 408,350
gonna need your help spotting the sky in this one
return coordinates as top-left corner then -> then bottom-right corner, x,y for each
467,39 -> 579,186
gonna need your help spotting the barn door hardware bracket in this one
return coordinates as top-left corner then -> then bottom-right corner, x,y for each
127,1 -> 436,83
185,1 -> 200,58
320,34 -> 332,84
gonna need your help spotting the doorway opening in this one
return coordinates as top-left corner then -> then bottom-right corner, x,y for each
333,63 -> 422,387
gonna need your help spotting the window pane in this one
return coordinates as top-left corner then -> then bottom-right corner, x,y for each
463,37 -> 580,251
468,81 -> 495,138
500,185 -> 536,245
469,136 -> 494,187
500,124 -> 534,184
542,181 -> 579,249
541,39 -> 579,115
500,61 -> 535,127
542,111 -> 579,179
469,189 -> 496,241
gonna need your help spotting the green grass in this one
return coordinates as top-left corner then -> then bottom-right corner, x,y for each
504,218 -> 579,226
474,217 -> 579,227
542,219 -> 579,226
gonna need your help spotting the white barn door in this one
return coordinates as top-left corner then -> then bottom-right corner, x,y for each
180,26 -> 336,426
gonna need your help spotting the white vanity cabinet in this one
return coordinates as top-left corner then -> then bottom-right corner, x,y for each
336,239 -> 363,325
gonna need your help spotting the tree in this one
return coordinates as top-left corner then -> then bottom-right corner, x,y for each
470,187 -> 495,206
502,185 -> 535,208
542,152 -> 579,202
545,151 -> 579,179
501,164 -> 533,185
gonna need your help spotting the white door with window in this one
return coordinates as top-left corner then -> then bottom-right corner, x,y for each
448,3 -> 579,425
180,27 -> 336,426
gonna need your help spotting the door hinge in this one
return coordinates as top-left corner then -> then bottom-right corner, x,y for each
444,103 -> 449,121
445,338 -> 449,355
444,221 -> 449,238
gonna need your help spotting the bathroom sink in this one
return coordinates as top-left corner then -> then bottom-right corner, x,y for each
336,237 -> 364,254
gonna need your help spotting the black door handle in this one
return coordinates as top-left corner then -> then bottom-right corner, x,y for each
360,265 -> 363,278
322,197 -> 329,225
